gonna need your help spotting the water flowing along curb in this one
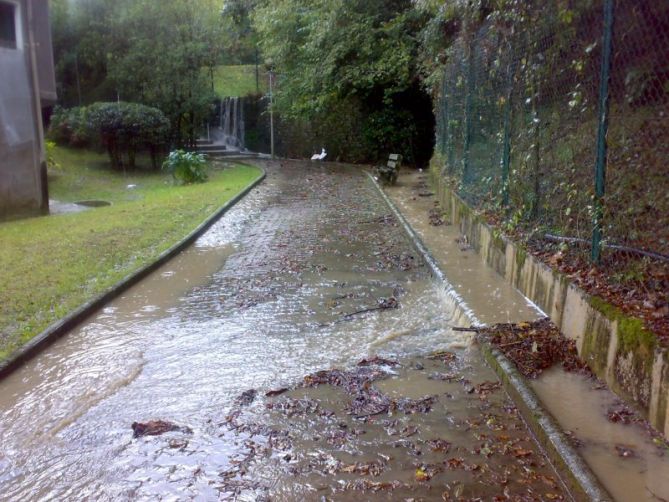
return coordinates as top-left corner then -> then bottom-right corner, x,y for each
366,172 -> 611,502
0,167 -> 267,379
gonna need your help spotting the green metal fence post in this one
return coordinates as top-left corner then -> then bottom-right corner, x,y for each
463,38 -> 475,185
501,44 -> 516,209
592,0 -> 615,264
447,77 -> 456,173
439,73 -> 450,175
441,73 -> 448,155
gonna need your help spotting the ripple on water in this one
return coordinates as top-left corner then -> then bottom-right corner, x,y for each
0,163 -> 588,500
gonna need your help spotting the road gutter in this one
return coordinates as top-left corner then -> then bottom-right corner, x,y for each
367,172 -> 611,502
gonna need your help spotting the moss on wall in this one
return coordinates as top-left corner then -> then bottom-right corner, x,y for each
589,296 -> 657,355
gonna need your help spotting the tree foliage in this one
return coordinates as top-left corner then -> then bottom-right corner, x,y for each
251,0 -> 435,165
49,103 -> 170,170
85,103 -> 170,170
50,0 -> 225,147
48,106 -> 90,147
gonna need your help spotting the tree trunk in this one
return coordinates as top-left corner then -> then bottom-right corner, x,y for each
128,147 -> 136,169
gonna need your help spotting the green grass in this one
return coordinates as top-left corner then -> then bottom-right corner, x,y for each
212,65 -> 268,97
0,147 -> 262,361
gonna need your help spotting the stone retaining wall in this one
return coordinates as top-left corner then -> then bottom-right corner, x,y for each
430,162 -> 669,437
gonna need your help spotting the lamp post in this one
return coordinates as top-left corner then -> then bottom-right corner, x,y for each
269,68 -> 275,159
265,59 -> 275,160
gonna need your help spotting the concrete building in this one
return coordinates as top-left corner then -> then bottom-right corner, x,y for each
0,0 -> 56,218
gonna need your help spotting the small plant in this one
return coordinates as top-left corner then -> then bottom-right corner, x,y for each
45,140 -> 61,170
162,150 -> 208,184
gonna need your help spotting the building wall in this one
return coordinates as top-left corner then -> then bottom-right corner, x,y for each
34,0 -> 56,105
0,0 -> 51,218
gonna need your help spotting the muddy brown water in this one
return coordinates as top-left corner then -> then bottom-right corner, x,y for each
0,162 -> 661,501
0,162 -> 558,501
386,170 -> 669,502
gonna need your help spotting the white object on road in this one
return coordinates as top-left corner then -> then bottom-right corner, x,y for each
311,148 -> 327,161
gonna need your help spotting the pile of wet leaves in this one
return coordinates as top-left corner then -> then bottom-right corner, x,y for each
473,318 -> 592,379
526,239 -> 669,347
428,207 -> 446,227
471,319 -> 669,454
605,399 -> 669,455
131,420 -> 193,438
209,354 -> 567,500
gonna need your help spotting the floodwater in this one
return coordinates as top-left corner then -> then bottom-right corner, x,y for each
0,162 -> 565,500
385,170 -> 669,501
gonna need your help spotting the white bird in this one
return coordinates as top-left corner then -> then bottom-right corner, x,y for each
311,148 -> 327,161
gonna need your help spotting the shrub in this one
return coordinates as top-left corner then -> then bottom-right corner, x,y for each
48,106 -> 89,147
45,140 -> 60,170
162,150 -> 208,184
48,102 -> 170,170
85,102 -> 170,170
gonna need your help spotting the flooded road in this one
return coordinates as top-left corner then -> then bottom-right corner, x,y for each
0,162 -> 569,500
386,169 -> 669,502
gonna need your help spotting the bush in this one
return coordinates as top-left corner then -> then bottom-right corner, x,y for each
85,102 -> 170,170
162,150 -> 208,184
49,102 -> 170,170
48,106 -> 89,147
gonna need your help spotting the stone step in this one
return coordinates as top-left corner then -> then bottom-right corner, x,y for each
196,144 -> 228,152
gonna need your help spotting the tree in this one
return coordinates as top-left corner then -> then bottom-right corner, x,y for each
50,0 -> 119,106
106,0 -> 224,147
50,0 -> 226,147
85,102 -> 170,170
251,0 -> 435,165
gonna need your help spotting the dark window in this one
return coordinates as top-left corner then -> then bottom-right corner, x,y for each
0,2 -> 17,50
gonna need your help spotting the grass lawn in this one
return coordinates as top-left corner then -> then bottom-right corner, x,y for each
212,64 -> 268,97
0,146 -> 262,361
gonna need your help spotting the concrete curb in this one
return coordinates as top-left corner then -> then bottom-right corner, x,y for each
0,167 -> 267,379
366,172 -> 611,502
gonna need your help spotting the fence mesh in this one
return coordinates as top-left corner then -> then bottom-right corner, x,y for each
434,0 -> 669,339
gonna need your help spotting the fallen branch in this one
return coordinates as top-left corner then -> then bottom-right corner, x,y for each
354,408 -> 389,420
451,326 -> 483,333
499,340 -> 524,348
544,234 -> 669,263
319,297 -> 399,327
345,306 -> 385,319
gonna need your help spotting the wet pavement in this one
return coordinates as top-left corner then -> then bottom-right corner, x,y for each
385,169 -> 669,502
0,161 -> 568,500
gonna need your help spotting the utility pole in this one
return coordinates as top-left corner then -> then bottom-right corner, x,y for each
269,68 -> 275,159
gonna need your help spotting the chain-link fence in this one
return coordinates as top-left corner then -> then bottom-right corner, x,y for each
434,0 -> 669,334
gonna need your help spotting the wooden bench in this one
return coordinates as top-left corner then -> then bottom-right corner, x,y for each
376,153 -> 402,185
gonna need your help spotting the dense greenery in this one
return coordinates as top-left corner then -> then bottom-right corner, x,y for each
48,106 -> 89,147
49,0 -> 442,164
50,0 -> 225,146
251,0 -> 435,166
49,103 -> 170,170
51,0 -> 664,169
